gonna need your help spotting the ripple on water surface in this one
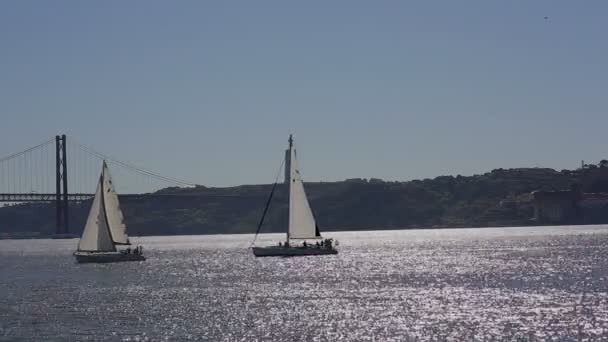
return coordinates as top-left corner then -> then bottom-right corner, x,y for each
1,226 -> 607,341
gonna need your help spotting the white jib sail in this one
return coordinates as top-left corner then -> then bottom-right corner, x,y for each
102,162 -> 130,245
77,174 -> 116,252
288,145 -> 320,239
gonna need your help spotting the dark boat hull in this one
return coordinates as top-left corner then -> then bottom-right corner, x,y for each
252,246 -> 338,257
74,252 -> 146,263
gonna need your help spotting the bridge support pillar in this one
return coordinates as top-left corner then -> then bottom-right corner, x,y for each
55,135 -> 69,235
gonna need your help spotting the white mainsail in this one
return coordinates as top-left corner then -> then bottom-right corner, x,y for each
102,162 -> 130,245
77,174 -> 116,252
287,137 -> 320,239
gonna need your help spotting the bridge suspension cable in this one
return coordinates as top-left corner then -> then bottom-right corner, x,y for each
0,138 -> 55,163
0,137 -> 56,195
1,135 -> 197,206
69,139 -> 196,188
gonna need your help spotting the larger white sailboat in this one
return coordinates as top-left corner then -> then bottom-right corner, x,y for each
252,135 -> 337,257
73,161 -> 145,263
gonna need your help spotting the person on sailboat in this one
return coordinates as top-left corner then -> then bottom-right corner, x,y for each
74,161 -> 146,263
251,135 -> 338,257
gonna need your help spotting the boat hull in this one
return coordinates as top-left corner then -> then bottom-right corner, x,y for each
252,246 -> 338,257
74,252 -> 145,263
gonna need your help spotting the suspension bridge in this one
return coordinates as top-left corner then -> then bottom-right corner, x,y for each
0,135 -> 212,237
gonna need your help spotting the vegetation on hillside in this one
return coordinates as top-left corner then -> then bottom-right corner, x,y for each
2,163 -> 608,238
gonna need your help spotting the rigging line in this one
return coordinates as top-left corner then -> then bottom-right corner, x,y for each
241,158 -> 285,303
0,138 -> 54,163
71,139 -> 195,187
249,157 -> 285,248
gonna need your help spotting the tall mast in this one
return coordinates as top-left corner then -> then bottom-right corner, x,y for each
285,134 -> 293,241
284,134 -> 293,184
100,162 -> 117,250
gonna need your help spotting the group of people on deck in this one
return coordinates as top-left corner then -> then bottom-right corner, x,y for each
278,238 -> 333,249
122,245 -> 143,255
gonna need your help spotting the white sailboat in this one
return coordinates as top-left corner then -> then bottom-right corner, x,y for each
252,135 -> 337,257
73,161 -> 145,263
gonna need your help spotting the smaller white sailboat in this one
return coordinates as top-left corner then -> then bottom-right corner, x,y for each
252,135 -> 337,257
74,161 -> 145,263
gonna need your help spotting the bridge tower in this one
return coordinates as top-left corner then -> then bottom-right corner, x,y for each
55,134 -> 69,235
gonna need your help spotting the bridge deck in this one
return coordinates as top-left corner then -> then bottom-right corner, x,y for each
0,193 -> 261,202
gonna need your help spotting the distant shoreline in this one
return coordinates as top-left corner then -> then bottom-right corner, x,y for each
1,222 -> 595,240
3,166 -> 608,238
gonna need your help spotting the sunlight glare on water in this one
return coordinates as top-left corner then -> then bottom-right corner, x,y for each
1,226 -> 607,341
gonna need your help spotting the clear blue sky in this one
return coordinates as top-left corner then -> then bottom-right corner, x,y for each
1,1 -> 606,188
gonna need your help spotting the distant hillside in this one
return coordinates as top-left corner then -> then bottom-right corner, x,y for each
2,164 -> 608,238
